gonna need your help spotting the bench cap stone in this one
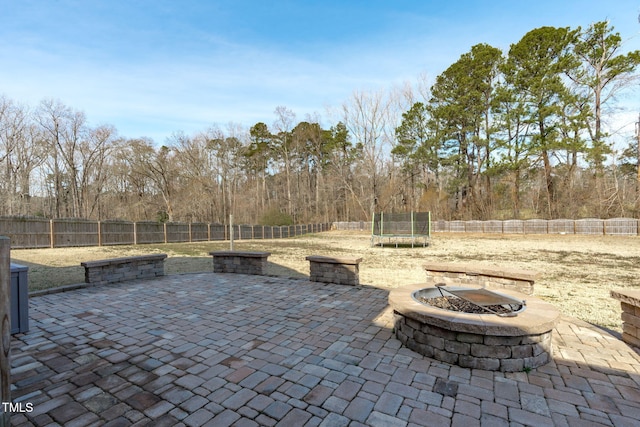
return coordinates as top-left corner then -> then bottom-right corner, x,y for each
611,289 -> 640,306
305,255 -> 362,265
81,253 -> 167,268
209,251 -> 270,257
423,262 -> 539,282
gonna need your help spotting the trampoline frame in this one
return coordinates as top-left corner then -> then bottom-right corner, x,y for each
371,211 -> 431,248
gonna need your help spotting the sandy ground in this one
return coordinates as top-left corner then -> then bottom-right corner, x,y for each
11,231 -> 640,333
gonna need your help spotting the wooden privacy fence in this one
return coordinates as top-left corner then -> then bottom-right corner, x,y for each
333,221 -> 367,231
0,217 -> 330,249
332,218 -> 640,236
433,218 -> 639,236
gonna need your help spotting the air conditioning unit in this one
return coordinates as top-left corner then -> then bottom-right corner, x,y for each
10,263 -> 29,334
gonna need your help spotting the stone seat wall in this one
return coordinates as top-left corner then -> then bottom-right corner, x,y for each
209,251 -> 270,275
306,255 -> 362,286
611,289 -> 640,348
81,254 -> 167,285
423,262 -> 539,295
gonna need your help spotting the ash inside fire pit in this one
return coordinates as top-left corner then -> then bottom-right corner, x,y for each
418,295 -> 523,314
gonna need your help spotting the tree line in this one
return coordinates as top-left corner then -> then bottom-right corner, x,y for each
1,21 -> 639,224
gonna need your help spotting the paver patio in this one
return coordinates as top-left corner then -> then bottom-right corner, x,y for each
9,273 -> 640,426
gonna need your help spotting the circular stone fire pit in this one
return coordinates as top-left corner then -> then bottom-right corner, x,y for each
389,283 -> 560,372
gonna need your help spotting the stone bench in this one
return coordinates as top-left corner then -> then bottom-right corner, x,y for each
306,255 -> 362,286
611,289 -> 640,348
209,251 -> 270,275
81,254 -> 167,285
423,262 -> 539,295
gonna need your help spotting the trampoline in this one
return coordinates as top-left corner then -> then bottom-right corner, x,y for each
371,211 -> 431,248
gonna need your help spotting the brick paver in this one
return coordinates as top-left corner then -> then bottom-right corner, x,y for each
9,272 -> 640,426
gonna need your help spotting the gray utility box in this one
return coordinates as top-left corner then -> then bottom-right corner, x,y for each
10,263 -> 29,334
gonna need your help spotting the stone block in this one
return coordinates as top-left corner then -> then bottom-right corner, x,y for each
456,332 -> 484,344
444,339 -> 470,355
413,330 -> 429,345
622,323 -> 637,338
532,342 -> 550,357
499,358 -> 524,372
425,334 -> 445,350
622,332 -> 640,347
471,343 -> 511,359
458,355 -> 500,371
424,324 -> 457,341
433,348 -> 458,365
621,302 -> 635,314
622,312 -> 640,328
484,335 -> 522,346
524,352 -> 551,369
413,342 -> 434,358
521,332 -> 549,344
510,344 -> 533,359
405,317 -> 422,330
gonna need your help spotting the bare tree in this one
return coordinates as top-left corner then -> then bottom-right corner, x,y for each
173,131 -> 218,221
36,99 -> 89,217
341,89 -> 393,218
198,124 -> 246,223
128,138 -> 179,222
272,106 -> 297,217
0,97 -> 35,215
78,125 -> 116,218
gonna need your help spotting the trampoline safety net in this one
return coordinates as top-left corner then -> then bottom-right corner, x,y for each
371,211 -> 431,247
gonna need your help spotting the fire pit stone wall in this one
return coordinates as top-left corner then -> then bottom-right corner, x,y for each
389,283 -> 560,372
393,311 -> 553,372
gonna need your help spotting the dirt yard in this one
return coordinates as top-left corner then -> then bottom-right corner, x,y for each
10,231 -> 640,334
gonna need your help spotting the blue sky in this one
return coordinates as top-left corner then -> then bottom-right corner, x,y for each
1,0 -> 639,144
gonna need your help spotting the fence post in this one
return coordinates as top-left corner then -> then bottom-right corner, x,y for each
98,221 -> 102,247
49,219 -> 54,248
0,236 -> 11,427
